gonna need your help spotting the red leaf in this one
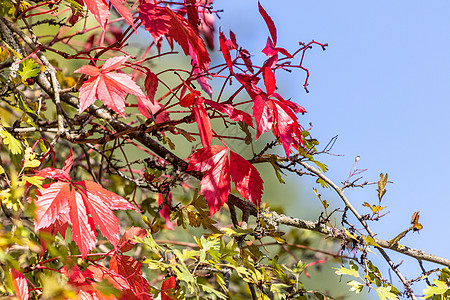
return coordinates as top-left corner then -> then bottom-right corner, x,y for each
34,182 -> 71,231
187,146 -> 230,216
219,31 -> 233,73
85,264 -> 132,291
75,56 -> 147,117
69,191 -> 97,257
185,0 -> 199,30
84,0 -> 134,30
139,2 -> 171,44
189,43 -> 213,97
229,151 -> 263,205
119,227 -> 148,252
84,0 -> 109,30
158,193 -> 174,230
239,49 -> 254,73
258,2 -> 277,45
110,255 -> 152,300
161,276 -> 176,300
193,103 -> 213,148
165,7 -> 211,71
34,168 -> 71,182
203,99 -> 253,127
10,269 -> 28,300
262,55 -> 278,95
33,163 -> 137,257
179,92 -> 198,107
62,147 -> 74,173
80,181 -> 138,211
138,95 -> 170,123
108,0 -> 135,29
262,37 -> 292,58
252,93 -> 274,139
144,70 -> 158,102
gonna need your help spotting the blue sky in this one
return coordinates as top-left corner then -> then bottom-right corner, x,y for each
215,0 -> 450,298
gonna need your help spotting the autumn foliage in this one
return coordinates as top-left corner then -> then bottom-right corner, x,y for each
1,0 -> 448,299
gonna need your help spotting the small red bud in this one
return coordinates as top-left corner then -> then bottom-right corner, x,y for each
26,78 -> 35,85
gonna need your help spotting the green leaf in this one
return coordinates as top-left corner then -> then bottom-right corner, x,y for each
422,280 -> 450,299
376,286 -> 399,300
268,155 -> 285,184
18,59 -> 40,80
0,127 -> 22,155
316,178 -> 330,189
363,235 -> 381,247
311,159 -> 328,173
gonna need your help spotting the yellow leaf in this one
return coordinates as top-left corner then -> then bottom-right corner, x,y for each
0,127 -> 22,155
0,47 -> 9,63
24,147 -> 40,168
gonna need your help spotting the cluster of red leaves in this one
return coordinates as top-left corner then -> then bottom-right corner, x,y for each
32,148 -> 137,257
62,227 -> 153,299
73,1 -> 309,217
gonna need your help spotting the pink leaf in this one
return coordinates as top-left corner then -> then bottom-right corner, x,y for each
229,151 -> 263,205
75,56 -> 147,117
10,269 -> 29,300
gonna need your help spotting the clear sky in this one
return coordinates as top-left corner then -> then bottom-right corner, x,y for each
216,0 -> 450,298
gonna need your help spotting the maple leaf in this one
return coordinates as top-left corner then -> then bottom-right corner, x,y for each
187,145 -> 263,215
75,56 -> 148,117
84,0 -> 135,30
10,268 -> 29,300
32,150 -> 137,257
